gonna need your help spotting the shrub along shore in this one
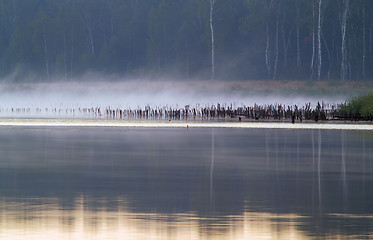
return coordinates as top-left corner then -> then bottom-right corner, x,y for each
340,93 -> 373,121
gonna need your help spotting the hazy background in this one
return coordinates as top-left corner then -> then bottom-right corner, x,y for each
0,0 -> 371,82
0,0 -> 372,112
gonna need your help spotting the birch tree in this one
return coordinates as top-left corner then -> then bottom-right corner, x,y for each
369,9 -> 373,54
77,0 -> 102,56
316,0 -> 322,81
263,0 -> 274,78
241,0 -> 274,79
209,0 -> 216,80
362,3 -> 366,79
32,12 -> 53,80
340,0 -> 349,81
273,4 -> 279,80
310,0 -> 316,79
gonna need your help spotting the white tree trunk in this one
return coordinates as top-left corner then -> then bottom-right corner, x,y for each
265,23 -> 272,77
263,0 -> 274,79
362,5 -> 366,79
311,0 -> 316,80
273,14 -> 279,80
341,0 -> 349,81
322,32 -> 332,80
209,0 -> 216,80
317,0 -> 322,81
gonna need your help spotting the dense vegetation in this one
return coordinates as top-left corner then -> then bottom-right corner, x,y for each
1,0 -> 373,81
341,93 -> 373,119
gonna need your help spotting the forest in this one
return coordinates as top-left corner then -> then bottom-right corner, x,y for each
0,0 -> 372,82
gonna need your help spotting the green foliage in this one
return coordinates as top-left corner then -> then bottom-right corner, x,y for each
343,93 -> 373,118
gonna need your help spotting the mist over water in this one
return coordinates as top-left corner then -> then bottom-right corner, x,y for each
0,79 -> 348,111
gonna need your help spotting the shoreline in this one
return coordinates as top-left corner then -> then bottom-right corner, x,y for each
0,118 -> 373,130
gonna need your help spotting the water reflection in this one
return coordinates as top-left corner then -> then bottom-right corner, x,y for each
1,196 -> 373,240
318,129 -> 322,216
210,128 -> 215,211
341,130 -> 347,203
0,127 -> 373,239
0,197 -> 310,240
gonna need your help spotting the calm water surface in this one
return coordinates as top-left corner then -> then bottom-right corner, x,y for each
0,126 -> 373,239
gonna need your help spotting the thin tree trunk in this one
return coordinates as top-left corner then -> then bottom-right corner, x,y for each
88,26 -> 95,54
311,0 -> 316,80
263,0 -> 273,79
43,24 -> 49,81
332,21 -> 337,68
362,5 -> 366,80
282,20 -> 291,70
273,12 -> 279,80
265,22 -> 272,77
296,6 -> 301,67
369,15 -> 373,54
317,0 -> 322,81
341,0 -> 349,81
322,32 -> 332,80
210,0 -> 216,81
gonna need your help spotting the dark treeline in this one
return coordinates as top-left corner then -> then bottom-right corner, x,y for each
0,0 -> 372,81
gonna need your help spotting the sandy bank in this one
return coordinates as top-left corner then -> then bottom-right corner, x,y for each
0,118 -> 372,130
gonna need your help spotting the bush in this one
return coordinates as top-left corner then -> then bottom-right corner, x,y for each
343,93 -> 373,119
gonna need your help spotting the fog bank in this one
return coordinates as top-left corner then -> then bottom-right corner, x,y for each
0,80 -> 351,111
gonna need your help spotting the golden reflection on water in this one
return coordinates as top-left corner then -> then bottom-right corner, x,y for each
0,196 -> 312,240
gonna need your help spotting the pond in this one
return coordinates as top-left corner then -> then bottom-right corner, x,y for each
0,126 -> 372,239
